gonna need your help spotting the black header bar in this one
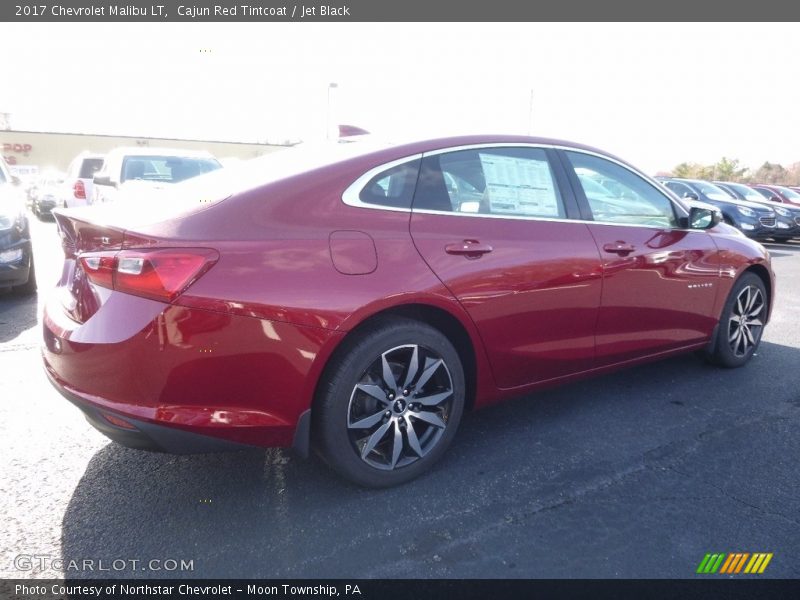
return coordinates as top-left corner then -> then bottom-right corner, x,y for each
3,579 -> 800,600
3,0 -> 800,22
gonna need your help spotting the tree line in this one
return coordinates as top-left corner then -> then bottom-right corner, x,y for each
659,158 -> 800,185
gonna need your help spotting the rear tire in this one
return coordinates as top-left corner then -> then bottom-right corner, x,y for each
708,273 -> 766,368
314,317 -> 465,488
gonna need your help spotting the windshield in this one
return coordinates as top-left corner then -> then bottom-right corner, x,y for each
775,186 -> 800,200
695,182 -> 734,201
725,182 -> 768,203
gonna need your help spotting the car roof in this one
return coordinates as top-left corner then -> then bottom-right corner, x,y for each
667,178 -> 726,187
291,134 -> 646,177
362,134 -> 622,157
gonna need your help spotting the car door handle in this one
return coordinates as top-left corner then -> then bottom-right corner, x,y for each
445,240 -> 493,258
602,242 -> 636,255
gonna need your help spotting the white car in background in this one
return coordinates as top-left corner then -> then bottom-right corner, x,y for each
63,152 -> 105,208
92,147 -> 222,205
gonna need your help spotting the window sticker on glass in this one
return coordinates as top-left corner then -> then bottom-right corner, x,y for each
478,153 -> 559,217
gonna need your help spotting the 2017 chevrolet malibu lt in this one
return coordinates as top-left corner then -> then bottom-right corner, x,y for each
42,136 -> 775,487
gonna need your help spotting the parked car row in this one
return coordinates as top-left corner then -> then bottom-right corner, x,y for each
24,147 -> 222,219
657,177 -> 800,242
0,156 -> 35,295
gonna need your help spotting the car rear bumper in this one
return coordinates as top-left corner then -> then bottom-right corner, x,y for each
0,238 -> 32,288
42,289 -> 343,451
46,367 -> 256,453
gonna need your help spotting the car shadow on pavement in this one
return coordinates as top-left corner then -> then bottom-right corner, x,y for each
59,341 -> 800,579
0,290 -> 38,344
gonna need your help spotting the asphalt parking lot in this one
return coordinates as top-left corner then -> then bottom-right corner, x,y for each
1,216 -> 798,579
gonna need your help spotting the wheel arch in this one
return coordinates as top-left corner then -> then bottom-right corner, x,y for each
313,302 -> 482,415
743,263 -> 773,321
294,298 -> 495,457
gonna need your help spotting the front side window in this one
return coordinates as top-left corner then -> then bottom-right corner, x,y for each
413,147 -> 565,218
565,151 -> 677,228
565,151 -> 678,228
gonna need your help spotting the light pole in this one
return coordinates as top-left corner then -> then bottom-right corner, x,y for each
527,89 -> 534,135
327,82 -> 338,140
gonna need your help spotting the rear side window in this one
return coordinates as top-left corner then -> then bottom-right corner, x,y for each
358,159 -> 420,208
79,158 -> 104,179
413,147 -> 565,218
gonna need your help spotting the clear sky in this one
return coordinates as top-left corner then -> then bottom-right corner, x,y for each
1,22 -> 798,174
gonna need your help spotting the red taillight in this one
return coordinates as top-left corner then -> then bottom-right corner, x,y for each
73,180 -> 86,199
79,252 -> 116,288
79,249 -> 218,302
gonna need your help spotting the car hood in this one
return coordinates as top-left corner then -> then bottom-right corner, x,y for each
723,197 -> 775,213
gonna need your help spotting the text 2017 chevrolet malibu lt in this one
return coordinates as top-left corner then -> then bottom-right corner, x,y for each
43,136 -> 774,487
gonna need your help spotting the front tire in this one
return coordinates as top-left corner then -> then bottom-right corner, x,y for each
709,272 -> 767,368
315,318 -> 465,488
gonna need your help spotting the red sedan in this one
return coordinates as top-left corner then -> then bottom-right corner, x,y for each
751,183 -> 800,207
43,136 -> 774,487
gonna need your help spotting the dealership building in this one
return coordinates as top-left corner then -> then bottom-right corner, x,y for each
1,129 -> 288,177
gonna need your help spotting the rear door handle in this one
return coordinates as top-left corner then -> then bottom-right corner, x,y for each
445,240 -> 493,258
602,242 -> 636,255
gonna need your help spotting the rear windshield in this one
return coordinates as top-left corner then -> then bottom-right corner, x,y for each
168,141 -> 397,202
120,156 -> 221,183
79,158 -> 104,179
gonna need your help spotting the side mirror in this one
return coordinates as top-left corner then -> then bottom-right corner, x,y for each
688,206 -> 721,230
770,196 -> 781,203
93,174 -> 116,188
11,175 -> 21,186
683,192 -> 699,201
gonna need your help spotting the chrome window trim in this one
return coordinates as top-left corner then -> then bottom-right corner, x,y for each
341,153 -> 423,213
411,208 -> 707,232
340,142 -> 694,225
